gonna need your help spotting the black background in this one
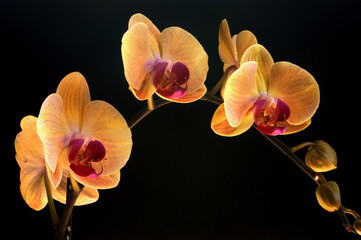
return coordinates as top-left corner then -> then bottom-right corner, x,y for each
3,0 -> 361,239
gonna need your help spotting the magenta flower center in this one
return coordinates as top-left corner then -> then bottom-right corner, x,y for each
253,95 -> 290,136
68,138 -> 106,178
152,61 -> 190,99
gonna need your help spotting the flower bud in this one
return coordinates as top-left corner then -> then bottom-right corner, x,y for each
315,181 -> 341,212
354,218 -> 361,235
305,140 -> 337,172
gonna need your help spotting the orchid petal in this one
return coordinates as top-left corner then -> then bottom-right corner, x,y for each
235,30 -> 258,61
121,22 -> 156,91
15,116 -> 48,210
70,171 -> 121,190
224,61 -> 259,127
37,94 -> 72,172
15,116 -> 44,167
211,103 -> 254,137
81,100 -> 132,177
283,119 -> 312,135
166,84 -> 207,103
129,13 -> 161,57
218,19 -> 237,67
160,27 -> 208,95
56,72 -> 91,132
240,44 -> 274,94
268,62 -> 320,125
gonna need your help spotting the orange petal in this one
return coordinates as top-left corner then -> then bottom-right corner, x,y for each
15,116 -> 44,167
158,84 -> 207,103
240,44 -> 274,94
20,166 -> 47,210
129,13 -> 161,57
56,72 -> 91,132
121,22 -> 156,91
235,30 -> 258,61
283,119 -> 311,135
37,93 -> 72,172
81,100 -> 132,177
129,74 -> 156,101
224,61 -> 259,127
160,27 -> 209,94
71,171 -> 121,189
211,103 -> 254,137
15,116 -> 48,210
218,19 -> 237,67
268,62 -> 320,125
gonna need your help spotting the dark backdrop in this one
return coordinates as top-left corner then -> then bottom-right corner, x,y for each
3,0 -> 361,239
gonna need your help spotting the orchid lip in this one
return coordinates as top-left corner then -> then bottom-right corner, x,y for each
253,96 -> 290,136
68,138 -> 106,178
152,61 -> 190,99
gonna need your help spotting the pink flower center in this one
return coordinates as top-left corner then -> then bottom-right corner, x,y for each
152,61 -> 190,99
253,95 -> 290,136
68,138 -> 106,178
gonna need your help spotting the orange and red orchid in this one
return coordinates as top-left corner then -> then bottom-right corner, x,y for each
121,13 -> 209,103
15,115 -> 98,210
36,72 -> 132,189
211,44 -> 320,136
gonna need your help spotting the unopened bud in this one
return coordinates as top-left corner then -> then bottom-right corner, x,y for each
315,181 -> 341,212
354,218 -> 361,235
305,140 -> 337,172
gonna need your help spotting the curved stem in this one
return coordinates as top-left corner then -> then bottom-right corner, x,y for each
55,176 -> 84,240
291,142 -> 313,153
44,173 -> 59,228
343,207 -> 361,219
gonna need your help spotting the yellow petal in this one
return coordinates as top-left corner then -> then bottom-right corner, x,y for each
81,100 -> 132,177
20,167 -> 47,210
71,171 -> 121,190
56,72 -> 91,132
211,103 -> 254,137
268,62 -> 320,125
121,22 -> 156,91
224,61 -> 259,127
129,13 -> 161,57
158,84 -> 207,103
235,30 -> 258,61
283,119 -> 311,135
15,116 -> 48,210
160,27 -> 209,94
15,116 -> 44,167
37,93 -> 72,172
218,19 -> 237,67
129,74 -> 156,101
240,44 -> 274,94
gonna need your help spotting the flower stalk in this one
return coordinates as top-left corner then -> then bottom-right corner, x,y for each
55,177 -> 84,240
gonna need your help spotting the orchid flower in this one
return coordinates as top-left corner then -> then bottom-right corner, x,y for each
211,44 -> 320,136
121,13 -> 208,103
36,72 -> 132,189
15,115 -> 98,210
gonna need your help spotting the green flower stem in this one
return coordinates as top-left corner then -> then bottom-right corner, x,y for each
44,173 -> 59,228
55,176 -> 84,240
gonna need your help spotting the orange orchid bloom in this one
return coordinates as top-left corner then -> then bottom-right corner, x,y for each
36,72 -> 132,190
15,116 -> 98,210
121,13 -> 208,103
211,44 -> 320,136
